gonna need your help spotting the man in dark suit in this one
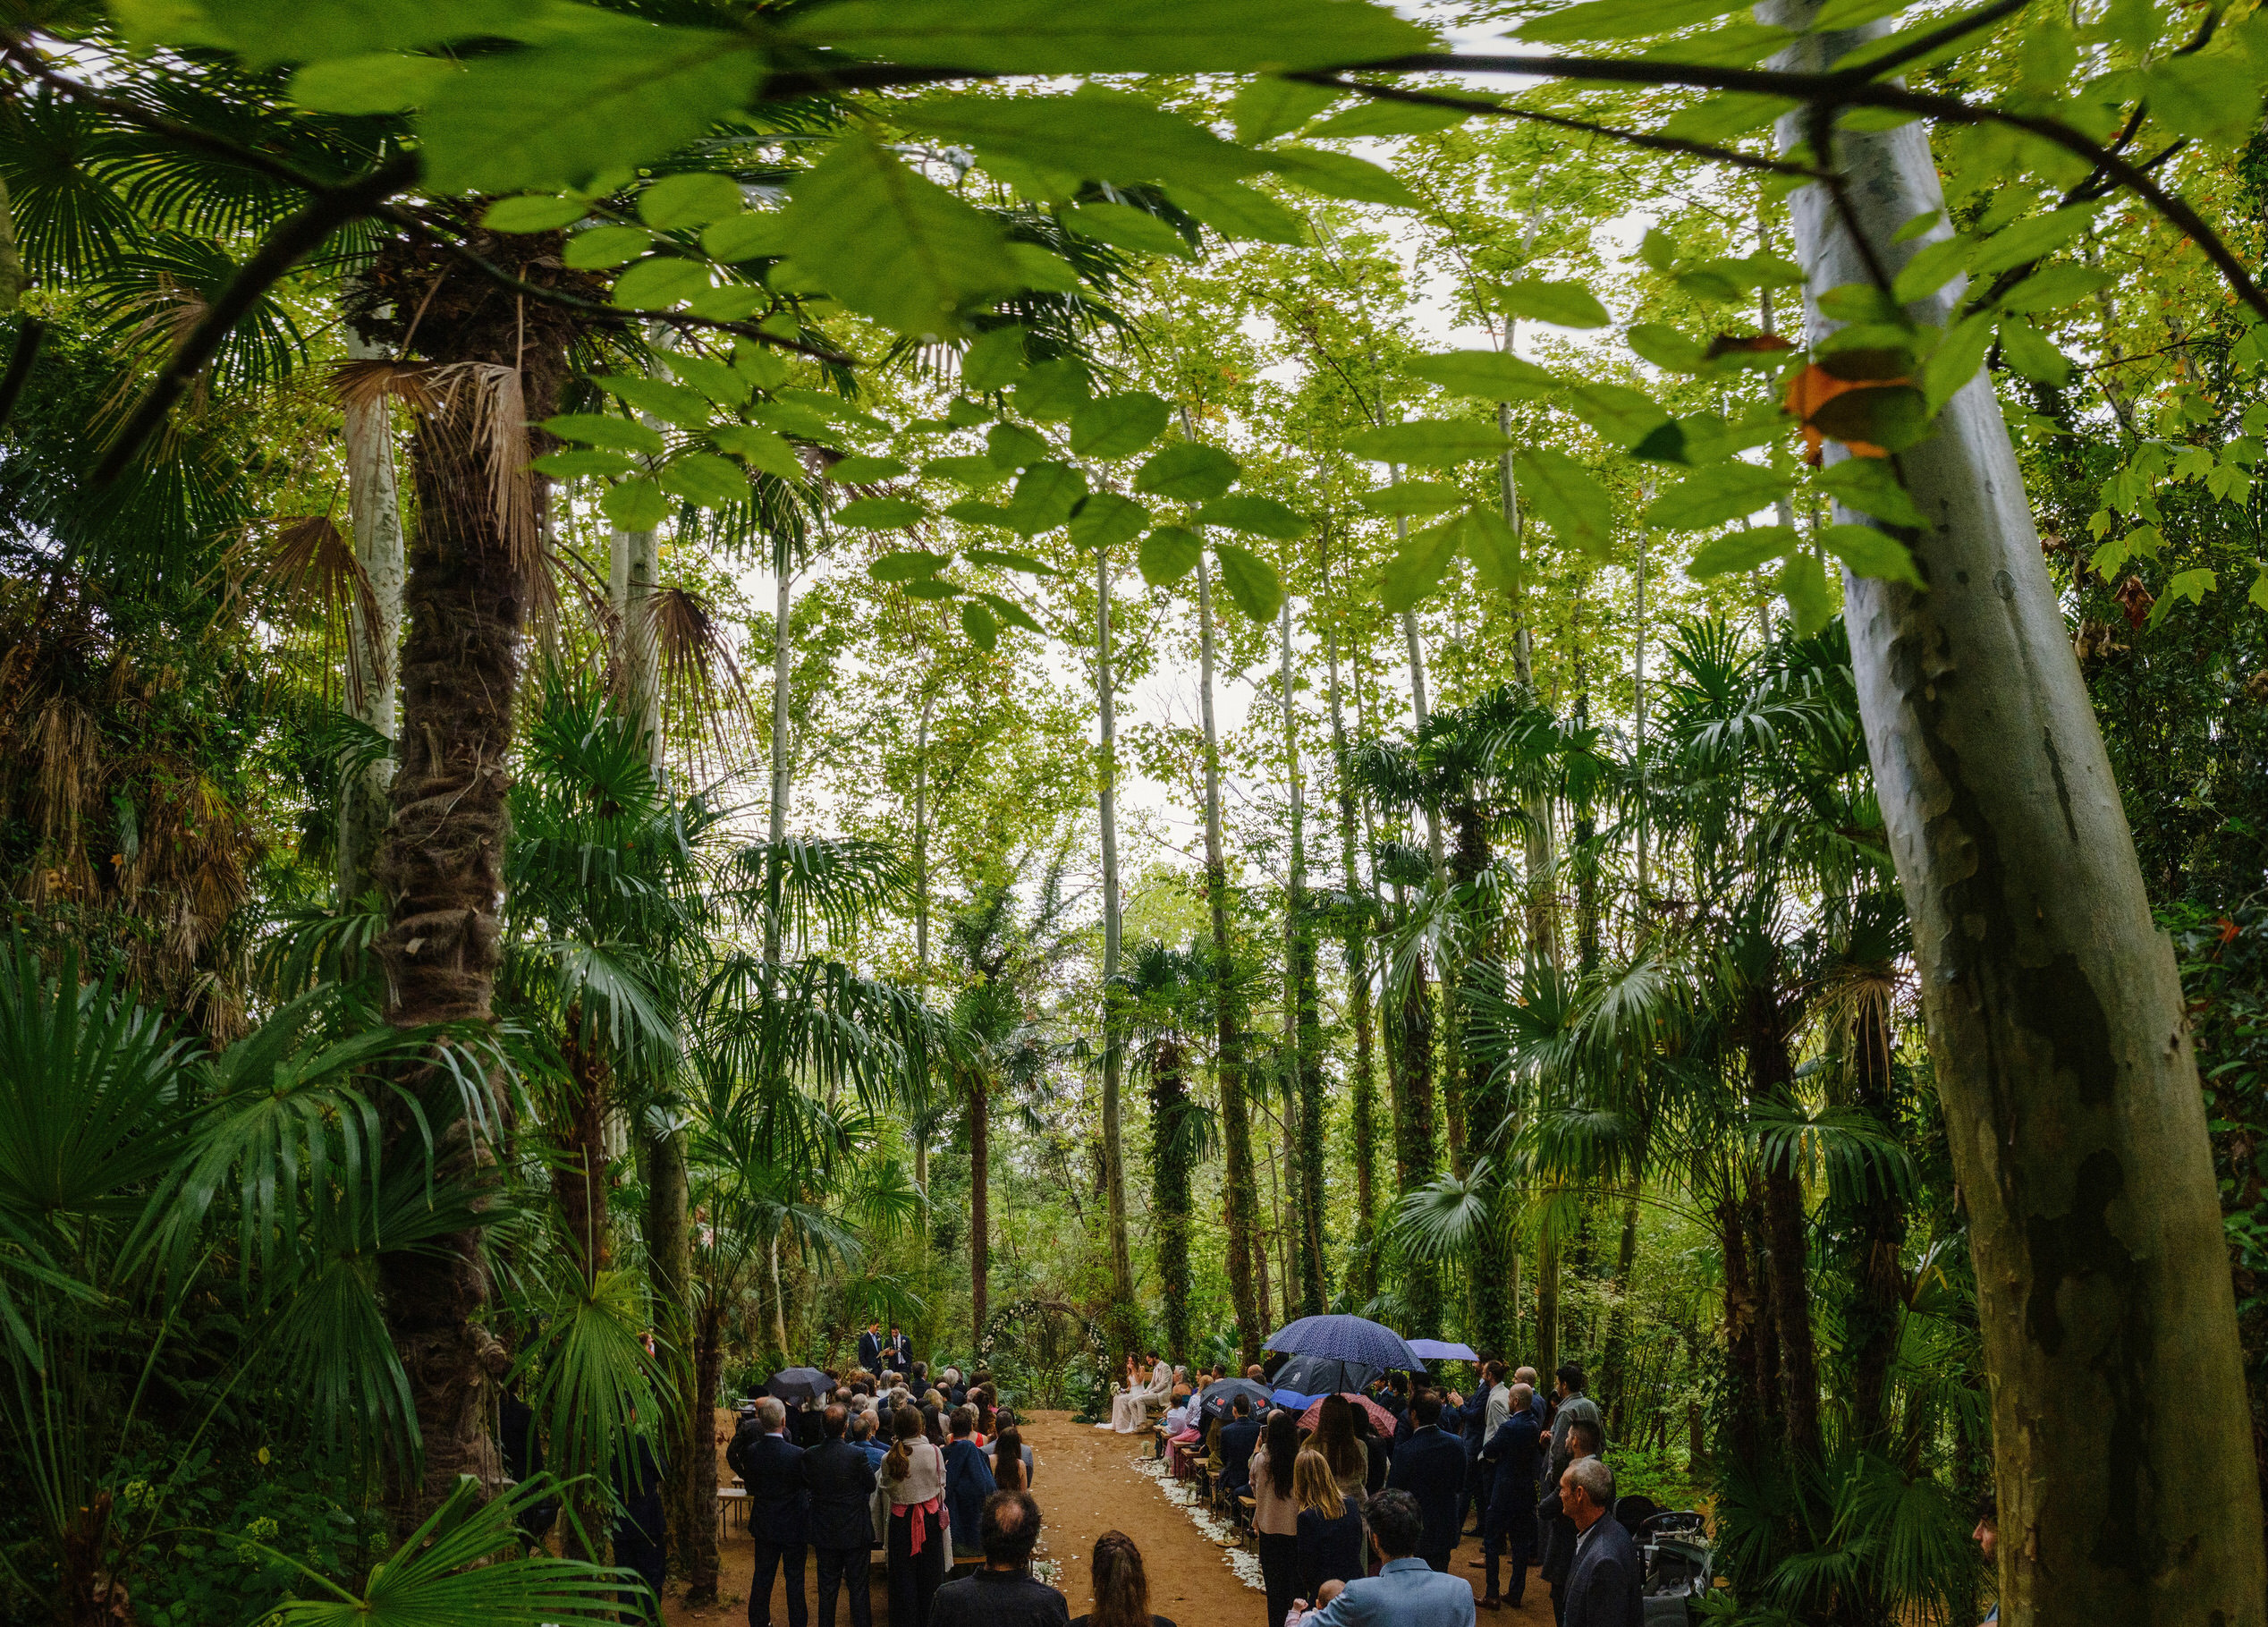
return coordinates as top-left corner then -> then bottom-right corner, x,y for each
1218,1394 -> 1263,1491
885,1325 -> 913,1372
858,1323 -> 886,1375
1384,1392 -> 1468,1572
1476,1384 -> 1542,1611
1538,1420 -> 1607,1625
742,1397 -> 811,1627
802,1403 -> 877,1627
1556,1458 -> 1641,1627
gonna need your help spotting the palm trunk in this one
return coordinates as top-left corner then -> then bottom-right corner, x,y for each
764,547 -> 792,962
1326,630 -> 1381,1293
1745,985 -> 1821,1457
558,1031 -> 612,1281
1767,14 -> 2268,1614
646,1126 -> 711,1600
1535,1225 -> 1560,1391
1151,1042 -> 1195,1365
1199,556 -> 1265,1365
969,1063 -> 990,1355
1845,991 -> 1905,1447
610,521 -> 661,767
338,317 -> 402,903
1281,595 -> 1327,1317
1599,1182 -> 1642,1437
1393,952 -> 1440,1336
359,230 -> 581,1531
1096,551 -> 1138,1356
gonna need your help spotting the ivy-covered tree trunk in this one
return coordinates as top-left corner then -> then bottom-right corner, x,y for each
1282,595 -> 1327,1318
337,317 -> 402,904
1097,552 -> 1138,1357
1770,14 -> 2268,1614
1325,630 -> 1380,1292
969,1062 -> 990,1356
354,229 -> 582,1531
1151,1041 -> 1196,1365
1200,557 -> 1264,1365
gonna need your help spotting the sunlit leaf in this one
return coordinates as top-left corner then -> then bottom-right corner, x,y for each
1135,443 -> 1240,502
1213,542 -> 1284,621
1139,526 -> 1204,586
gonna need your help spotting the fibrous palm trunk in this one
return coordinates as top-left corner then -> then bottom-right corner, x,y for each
355,229 -> 584,1532
338,317 -> 402,903
969,1062 -> 990,1356
1768,19 -> 2267,1614
1199,557 -> 1264,1366
1745,982 -> 1821,1457
1151,1041 -> 1195,1365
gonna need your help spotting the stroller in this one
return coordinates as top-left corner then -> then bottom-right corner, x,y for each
1611,1497 -> 1714,1623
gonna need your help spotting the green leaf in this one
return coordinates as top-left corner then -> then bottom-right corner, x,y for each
1626,325 -> 1712,373
1001,462 -> 1087,534
1820,521 -> 1925,587
1644,462 -> 1791,530
922,455 -> 1008,488
961,326 -> 1030,394
1810,385 -> 1933,453
1344,419 -> 1511,465
480,194 -> 587,233
1517,0 -> 1748,41
1356,480 -> 1468,517
545,413 -> 665,456
711,424 -> 802,479
1071,392 -> 1172,460
1406,351 -> 1555,399
1658,92 -> 1794,144
1061,202 -> 1193,260
193,0 -> 542,63
1307,93 -> 1498,137
1890,233 -> 1971,305
779,0 -> 1428,73
1139,525 -> 1205,586
871,550 -> 952,581
2252,568 -> 2268,613
977,592 -> 1045,633
891,88 -> 1266,188
1013,360 -> 1092,423
960,600 -> 1000,649
1163,181 -> 1308,245
701,213 -> 790,263
1689,524 -> 1798,577
1563,384 -> 1674,451
901,577 -> 963,600
1818,459 -> 1925,528
1997,262 -> 2113,312
288,52 -> 461,114
1968,204 -> 2102,277
1923,311 -> 1996,412
1192,495 -> 1310,539
778,131 -> 1013,338
1230,76 -> 1341,143
1518,449 -> 1615,558
1213,542 -> 1284,621
827,454 -> 909,483
417,20 -> 758,194
965,547 -> 1056,575
1135,443 -> 1240,502
602,479 -> 671,530
532,449 -> 640,479
657,453 -> 753,509
987,423 -> 1053,470
564,225 -> 656,270
835,496 -> 927,530
612,257 -> 710,310
1777,551 -> 1837,636
589,374 -> 714,431
1263,146 -> 1419,208
1379,513 -> 1460,611
1997,316 -> 2072,386
2145,54 -> 2261,141
1492,276 -> 1610,329
1070,493 -> 1152,551
1460,505 -> 1524,594
664,353 -> 750,408
639,172 -> 743,230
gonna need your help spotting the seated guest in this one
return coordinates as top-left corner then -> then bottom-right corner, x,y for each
1285,1492 -> 1473,1627
1219,1394 -> 1263,1492
992,1423 -> 1034,1491
1293,1448 -> 1365,1602
926,1490 -> 1070,1627
944,1406 -> 998,1568
850,1409 -> 887,1471
1069,1530 -> 1176,1627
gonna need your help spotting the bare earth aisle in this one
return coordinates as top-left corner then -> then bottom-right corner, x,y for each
667,1410 -> 1551,1627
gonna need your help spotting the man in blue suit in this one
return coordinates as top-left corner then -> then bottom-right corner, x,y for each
1287,1490 -> 1475,1627
1384,1392 -> 1468,1572
741,1397 -> 811,1627
1476,1384 -> 1541,1611
1556,1458 -> 1641,1627
1218,1394 -> 1263,1491
857,1323 -> 885,1375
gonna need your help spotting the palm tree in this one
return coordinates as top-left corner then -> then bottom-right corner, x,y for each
1120,940 -> 1215,1365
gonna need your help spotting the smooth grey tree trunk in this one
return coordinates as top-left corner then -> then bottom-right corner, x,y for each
610,523 -> 661,769
1772,13 -> 2268,1619
339,321 -> 403,902
764,548 -> 792,963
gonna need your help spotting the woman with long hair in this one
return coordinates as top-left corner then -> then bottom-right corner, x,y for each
1311,1396 -> 1367,1496
1292,1448 -> 1364,1599
883,1402 -> 948,1627
1070,1531 -> 1176,1627
992,1423 -> 1030,1492
1247,1411 -> 1304,1627
1347,1404 -> 1389,1494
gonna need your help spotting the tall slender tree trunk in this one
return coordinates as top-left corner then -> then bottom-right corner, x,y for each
1745,985 -> 1822,1457
969,1063 -> 990,1357
1599,1182 -> 1642,1438
1770,14 -> 2268,1615
1152,1043 -> 1195,1365
912,691 -> 935,1201
339,317 -> 402,903
1325,626 -> 1380,1293
1096,552 -> 1138,1355
1282,595 -> 1327,1317
1845,985 -> 1906,1447
764,547 -> 792,962
1201,558 -> 1265,1365
1535,1225 -> 1559,1391
557,1031 -> 612,1282
1393,953 -> 1440,1335
610,521 -> 661,763
357,232 -> 584,1531
646,1125 -> 708,1598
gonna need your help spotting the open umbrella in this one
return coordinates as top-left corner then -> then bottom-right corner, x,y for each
1269,1352 -> 1379,1399
1265,1314 -> 1426,1371
1407,1338 -> 1478,1363
1297,1392 -> 1399,1436
1196,1377 -> 1275,1423
766,1366 -> 832,1402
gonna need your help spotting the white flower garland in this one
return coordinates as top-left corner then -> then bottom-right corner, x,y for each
1129,1451 -> 1265,1592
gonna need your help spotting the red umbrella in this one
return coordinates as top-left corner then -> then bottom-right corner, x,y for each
1299,1392 -> 1397,1436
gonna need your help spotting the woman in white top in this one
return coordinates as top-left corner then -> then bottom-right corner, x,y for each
882,1404 -> 948,1627
1104,1351 -> 1174,1433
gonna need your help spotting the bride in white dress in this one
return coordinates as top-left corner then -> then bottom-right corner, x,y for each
1101,1353 -> 1172,1431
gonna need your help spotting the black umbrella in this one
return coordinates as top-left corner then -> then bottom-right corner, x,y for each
1197,1377 -> 1275,1423
766,1366 -> 832,1402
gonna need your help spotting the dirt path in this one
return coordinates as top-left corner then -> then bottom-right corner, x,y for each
668,1411 -> 1554,1627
